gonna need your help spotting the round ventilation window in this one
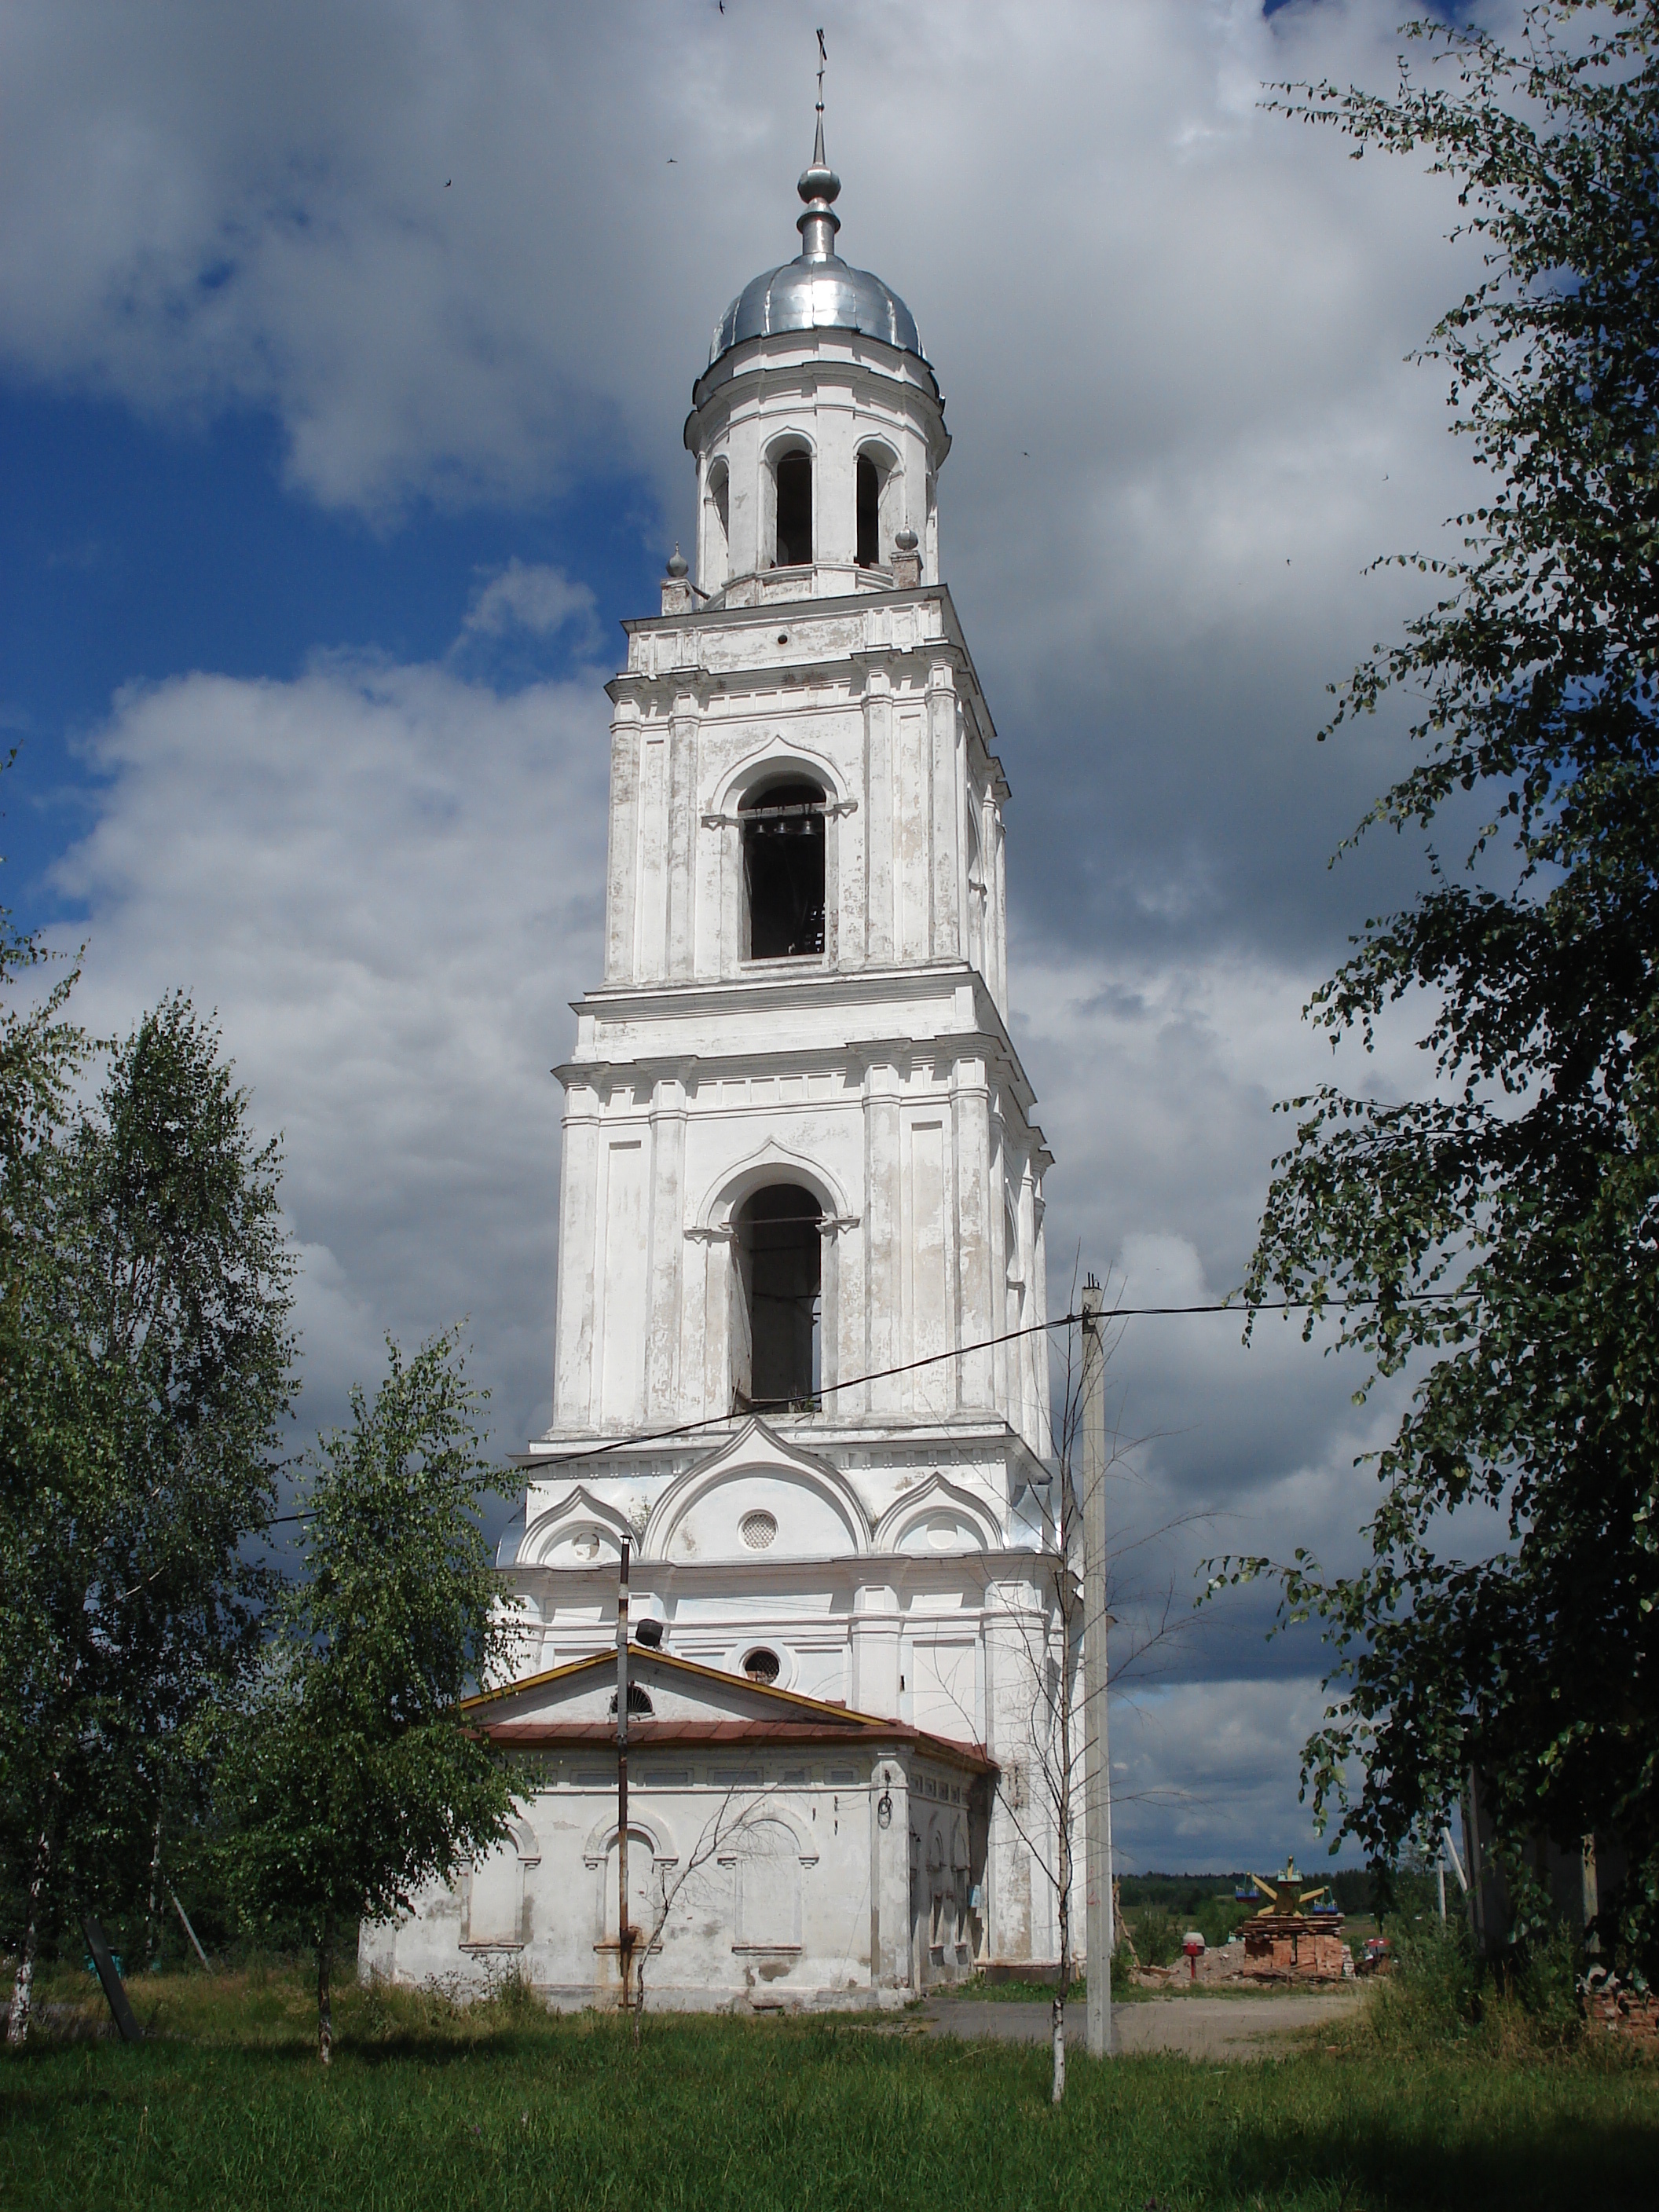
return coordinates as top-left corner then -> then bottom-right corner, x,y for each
742,1648 -> 781,1685
740,1510 -> 778,1551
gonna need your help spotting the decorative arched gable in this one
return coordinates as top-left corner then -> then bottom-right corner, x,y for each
581,1808 -> 679,1870
874,1472 -> 1002,1555
518,1485 -> 636,1570
645,1416 -> 871,1563
716,1802 -> 819,1866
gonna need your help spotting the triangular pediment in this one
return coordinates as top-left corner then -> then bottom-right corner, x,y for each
466,1646 -> 886,1736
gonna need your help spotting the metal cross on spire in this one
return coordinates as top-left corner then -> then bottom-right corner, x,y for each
796,25 -> 840,258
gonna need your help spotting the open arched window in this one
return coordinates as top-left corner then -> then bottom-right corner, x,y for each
742,778 -> 825,960
734,1183 -> 822,1408
705,460 -> 730,584
856,455 -> 881,568
774,450 -> 812,566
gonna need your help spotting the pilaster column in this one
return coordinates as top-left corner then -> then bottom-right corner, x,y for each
685,1223 -> 737,1417
977,786 -> 998,990
992,803 -> 1009,1016
1013,1150 -> 1037,1445
604,709 -> 640,983
863,671 -> 894,964
850,1583 -> 901,1718
870,1755 -> 913,1990
553,1082 -> 602,1429
815,1211 -> 859,1401
983,1578 -> 1047,1965
863,1060 -> 903,1408
927,661 -> 960,959
637,719 -> 670,982
666,694 -> 698,980
950,1057 -> 994,1409
988,1108 -> 1009,1417
646,1076 -> 687,1418
1030,1176 -> 1053,1456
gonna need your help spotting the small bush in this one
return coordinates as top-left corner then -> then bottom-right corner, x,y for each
1363,1919 -> 1485,2052
1126,1906 -> 1182,1967
482,1965 -> 548,2023
1509,1922 -> 1583,2047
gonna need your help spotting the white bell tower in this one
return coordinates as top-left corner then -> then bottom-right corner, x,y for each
511,110 -> 1067,1977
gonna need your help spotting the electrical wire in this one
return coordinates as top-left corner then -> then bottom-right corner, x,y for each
253,1286 -> 1472,1533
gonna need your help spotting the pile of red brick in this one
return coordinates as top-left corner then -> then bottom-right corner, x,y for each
1581,1972 -> 1658,2045
1240,1917 -> 1350,1983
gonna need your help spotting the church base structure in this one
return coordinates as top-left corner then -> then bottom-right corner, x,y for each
359,1646 -> 1009,2011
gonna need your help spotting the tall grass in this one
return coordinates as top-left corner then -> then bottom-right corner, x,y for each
1350,1916 -> 1594,2060
3,1961 -> 1652,2212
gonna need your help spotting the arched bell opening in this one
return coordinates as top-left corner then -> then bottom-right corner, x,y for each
855,441 -> 903,571
856,454 -> 881,568
741,778 -> 826,960
704,458 -> 731,587
733,1182 -> 822,1411
774,449 -> 813,567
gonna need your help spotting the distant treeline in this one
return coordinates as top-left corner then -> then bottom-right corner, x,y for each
1119,1871 -> 1379,1914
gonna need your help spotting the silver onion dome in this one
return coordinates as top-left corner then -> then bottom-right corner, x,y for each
706,112 -> 926,370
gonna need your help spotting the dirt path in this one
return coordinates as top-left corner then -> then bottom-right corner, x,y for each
921,1990 -> 1364,2062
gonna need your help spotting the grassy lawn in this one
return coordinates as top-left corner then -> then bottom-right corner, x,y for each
2,1966 -> 1654,2211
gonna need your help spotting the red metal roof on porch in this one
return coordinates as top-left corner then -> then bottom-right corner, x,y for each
481,1714 -> 995,1774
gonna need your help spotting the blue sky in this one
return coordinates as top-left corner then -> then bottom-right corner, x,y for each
2,394 -> 661,914
1,0 -> 1517,1871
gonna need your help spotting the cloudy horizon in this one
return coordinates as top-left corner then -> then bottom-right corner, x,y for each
1,0 -> 1507,1874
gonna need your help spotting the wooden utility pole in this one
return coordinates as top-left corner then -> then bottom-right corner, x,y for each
617,1536 -> 633,2005
81,1913 -> 141,2043
1081,1276 -> 1114,2058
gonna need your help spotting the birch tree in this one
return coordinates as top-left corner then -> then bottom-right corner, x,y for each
2,994 -> 295,2044
219,1334 -> 526,2063
1229,1 -> 1659,1965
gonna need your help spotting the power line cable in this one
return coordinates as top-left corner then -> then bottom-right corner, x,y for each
254,1287 -> 1470,1533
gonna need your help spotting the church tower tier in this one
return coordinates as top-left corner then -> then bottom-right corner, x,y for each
546,129 -> 1051,1472
368,108 -> 1074,2007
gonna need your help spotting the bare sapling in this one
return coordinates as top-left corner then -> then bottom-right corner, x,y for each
629,1782 -> 778,2045
983,1273 -> 1199,2103
317,1914 -> 334,2065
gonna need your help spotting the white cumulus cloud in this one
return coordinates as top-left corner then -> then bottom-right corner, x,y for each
460,559 -> 598,646
51,657 -> 610,1458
